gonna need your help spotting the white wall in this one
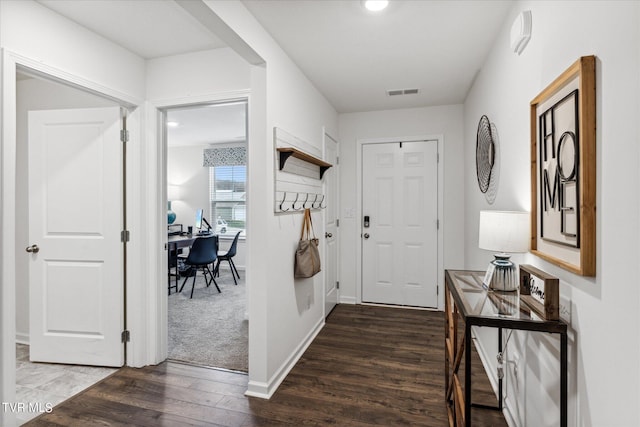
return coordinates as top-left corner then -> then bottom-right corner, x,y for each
464,1 -> 640,426
202,1 -> 339,397
338,105 -> 465,305
15,77 -> 117,343
168,145 -> 211,231
0,0 -> 145,101
1,1 -> 146,424
146,48 -> 250,101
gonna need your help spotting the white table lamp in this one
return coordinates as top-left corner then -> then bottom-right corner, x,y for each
479,210 -> 529,291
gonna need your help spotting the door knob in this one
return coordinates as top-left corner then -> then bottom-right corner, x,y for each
363,233 -> 370,239
325,232 -> 333,238
26,244 -> 40,253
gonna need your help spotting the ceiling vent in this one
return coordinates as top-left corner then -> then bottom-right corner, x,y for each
387,88 -> 420,96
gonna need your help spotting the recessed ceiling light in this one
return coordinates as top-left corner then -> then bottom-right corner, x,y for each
363,0 -> 389,12
167,121 -> 180,127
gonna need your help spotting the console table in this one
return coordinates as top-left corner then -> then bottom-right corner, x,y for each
444,269 -> 568,427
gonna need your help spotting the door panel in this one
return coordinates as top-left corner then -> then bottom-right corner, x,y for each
324,134 -> 339,317
28,107 -> 124,366
362,141 -> 438,308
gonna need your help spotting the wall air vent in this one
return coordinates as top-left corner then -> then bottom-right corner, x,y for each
387,88 -> 420,96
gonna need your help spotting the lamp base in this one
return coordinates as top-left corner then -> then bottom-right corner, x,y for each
489,254 -> 518,292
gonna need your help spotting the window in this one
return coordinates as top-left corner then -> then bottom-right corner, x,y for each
209,165 -> 246,237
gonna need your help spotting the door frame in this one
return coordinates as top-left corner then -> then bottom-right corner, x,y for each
1,49 -> 142,426
322,128 -> 339,318
355,135 -> 445,310
150,91 -> 251,365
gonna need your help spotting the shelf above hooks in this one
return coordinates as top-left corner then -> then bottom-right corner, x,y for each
277,147 -> 332,179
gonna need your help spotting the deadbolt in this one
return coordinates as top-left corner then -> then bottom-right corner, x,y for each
26,244 -> 40,254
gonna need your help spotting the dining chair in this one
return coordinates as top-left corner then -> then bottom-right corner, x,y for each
178,236 -> 220,299
215,231 -> 241,285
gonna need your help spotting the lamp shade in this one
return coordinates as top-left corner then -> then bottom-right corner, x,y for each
167,185 -> 181,201
479,210 -> 529,254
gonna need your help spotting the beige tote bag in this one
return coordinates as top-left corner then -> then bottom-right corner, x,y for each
294,208 -> 321,278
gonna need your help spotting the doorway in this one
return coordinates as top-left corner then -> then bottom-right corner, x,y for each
360,140 -> 439,308
15,69 -> 131,423
164,100 -> 249,372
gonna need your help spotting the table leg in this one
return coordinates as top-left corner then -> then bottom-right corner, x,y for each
561,332 -> 567,427
174,246 -> 178,291
498,327 -> 503,411
465,324 -> 472,426
167,244 -> 171,295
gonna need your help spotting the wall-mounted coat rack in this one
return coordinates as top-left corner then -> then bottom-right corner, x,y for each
273,127 -> 331,214
275,191 -> 326,212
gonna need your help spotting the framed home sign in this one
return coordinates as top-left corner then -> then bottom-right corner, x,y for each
530,56 -> 596,276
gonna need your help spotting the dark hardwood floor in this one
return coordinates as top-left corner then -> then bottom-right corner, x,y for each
25,304 -> 507,426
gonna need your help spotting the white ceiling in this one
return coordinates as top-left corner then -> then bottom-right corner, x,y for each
36,0 -> 513,113
166,102 -> 247,147
242,0 -> 513,113
37,0 -> 226,59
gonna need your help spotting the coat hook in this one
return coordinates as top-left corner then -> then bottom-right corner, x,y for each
311,194 -> 320,209
279,192 -> 289,212
318,194 -> 326,209
302,193 -> 310,209
292,193 -> 302,210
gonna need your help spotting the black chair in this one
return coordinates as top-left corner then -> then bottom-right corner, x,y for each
178,236 -> 220,299
215,231 -> 241,285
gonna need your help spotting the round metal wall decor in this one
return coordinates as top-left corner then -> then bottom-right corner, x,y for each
476,115 -> 495,194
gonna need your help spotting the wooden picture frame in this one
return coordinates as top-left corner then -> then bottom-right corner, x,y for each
519,264 -> 559,321
530,56 -> 596,276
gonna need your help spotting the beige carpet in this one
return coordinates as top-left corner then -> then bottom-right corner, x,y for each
167,268 -> 248,372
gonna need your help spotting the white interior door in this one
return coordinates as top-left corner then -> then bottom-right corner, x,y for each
361,141 -> 438,308
28,106 -> 125,366
324,134 -> 339,317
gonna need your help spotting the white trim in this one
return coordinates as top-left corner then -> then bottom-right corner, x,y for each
8,51 -> 141,108
355,135 -> 445,310
1,48 -> 19,427
322,127 -> 339,319
151,90 -> 250,110
245,317 -> 324,399
15,334 -> 29,346
339,296 -> 357,305
1,48 -> 141,427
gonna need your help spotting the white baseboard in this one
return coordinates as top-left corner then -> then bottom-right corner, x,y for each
245,316 -> 325,399
16,332 -> 29,345
339,296 -> 356,304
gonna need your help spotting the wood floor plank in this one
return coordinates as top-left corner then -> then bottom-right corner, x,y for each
25,304 -> 507,427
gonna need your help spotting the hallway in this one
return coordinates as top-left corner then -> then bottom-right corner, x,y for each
24,305 -> 506,426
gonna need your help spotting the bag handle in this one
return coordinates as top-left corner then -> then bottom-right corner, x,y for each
299,208 -> 316,240
307,208 -> 317,239
300,208 -> 310,240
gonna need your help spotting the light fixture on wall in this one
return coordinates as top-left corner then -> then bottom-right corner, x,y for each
362,0 -> 389,12
510,10 -> 532,55
479,211 -> 529,291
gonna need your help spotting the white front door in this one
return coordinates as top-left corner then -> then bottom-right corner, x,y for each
324,133 -> 339,317
361,141 -> 438,308
28,107 -> 125,366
